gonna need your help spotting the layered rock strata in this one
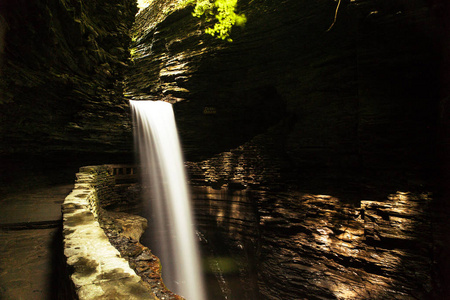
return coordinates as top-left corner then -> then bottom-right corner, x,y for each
185,133 -> 440,299
256,191 -> 434,299
128,0 -> 442,185
0,0 -> 137,154
101,224 -> 184,300
190,173 -> 437,299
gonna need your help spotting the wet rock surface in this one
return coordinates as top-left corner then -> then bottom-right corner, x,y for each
100,210 -> 148,241
256,191 -> 435,299
187,140 -> 442,299
190,181 -> 438,299
101,221 -> 184,300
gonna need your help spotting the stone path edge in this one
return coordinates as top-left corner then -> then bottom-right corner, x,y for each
62,166 -> 157,300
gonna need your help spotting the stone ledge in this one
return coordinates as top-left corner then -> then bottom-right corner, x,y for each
63,165 -> 157,300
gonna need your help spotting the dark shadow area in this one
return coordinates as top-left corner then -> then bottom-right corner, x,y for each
48,221 -> 78,300
192,186 -> 261,300
174,85 -> 287,161
0,152 -> 133,197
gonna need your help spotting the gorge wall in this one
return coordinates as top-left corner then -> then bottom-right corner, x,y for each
1,0 -> 449,298
126,3 -> 449,297
0,0 -> 137,156
127,0 -> 445,188
1,0 -> 447,187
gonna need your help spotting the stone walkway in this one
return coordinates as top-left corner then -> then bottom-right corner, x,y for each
0,184 -> 75,300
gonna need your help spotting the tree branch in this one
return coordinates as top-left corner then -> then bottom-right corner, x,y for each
326,0 -> 342,32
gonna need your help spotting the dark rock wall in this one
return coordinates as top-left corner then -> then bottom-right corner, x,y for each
256,191 -> 435,300
0,0 -> 444,183
127,2 -> 447,298
0,0 -> 137,155
127,0 -> 443,186
188,152 -> 438,299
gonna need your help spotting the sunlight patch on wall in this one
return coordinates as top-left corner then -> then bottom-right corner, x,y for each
137,0 -> 151,10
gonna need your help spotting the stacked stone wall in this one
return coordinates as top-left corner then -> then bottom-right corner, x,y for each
62,164 -> 156,300
78,165 -> 116,211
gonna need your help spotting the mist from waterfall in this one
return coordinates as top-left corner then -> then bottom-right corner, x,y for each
130,100 -> 206,300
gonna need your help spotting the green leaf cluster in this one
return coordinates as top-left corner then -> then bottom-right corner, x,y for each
184,0 -> 246,42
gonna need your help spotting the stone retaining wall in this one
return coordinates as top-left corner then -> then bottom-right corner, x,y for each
62,164 -> 157,299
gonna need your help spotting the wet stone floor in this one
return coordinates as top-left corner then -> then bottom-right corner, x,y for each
0,184 -> 75,300
0,229 -> 55,299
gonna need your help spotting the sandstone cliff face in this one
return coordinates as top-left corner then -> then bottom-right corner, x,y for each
0,0 -> 137,155
127,0 -> 442,184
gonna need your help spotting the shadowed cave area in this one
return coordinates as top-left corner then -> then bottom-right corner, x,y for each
1,0 -> 450,299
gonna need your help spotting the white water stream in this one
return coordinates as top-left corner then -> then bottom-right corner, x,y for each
130,100 -> 206,300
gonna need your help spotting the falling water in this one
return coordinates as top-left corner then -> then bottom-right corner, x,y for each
130,100 -> 206,300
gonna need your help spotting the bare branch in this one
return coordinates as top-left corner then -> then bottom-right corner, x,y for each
326,0 -> 342,32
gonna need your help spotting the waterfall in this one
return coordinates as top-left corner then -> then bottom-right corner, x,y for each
130,100 -> 206,300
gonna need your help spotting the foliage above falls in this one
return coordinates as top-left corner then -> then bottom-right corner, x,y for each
183,0 -> 247,41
